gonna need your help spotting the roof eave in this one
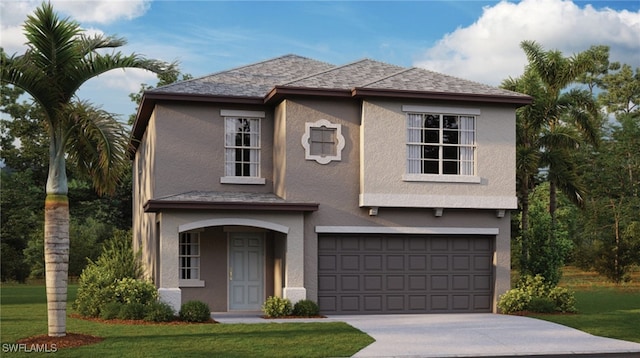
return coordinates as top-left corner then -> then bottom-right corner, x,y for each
265,86 -> 352,104
352,87 -> 533,106
144,200 -> 320,213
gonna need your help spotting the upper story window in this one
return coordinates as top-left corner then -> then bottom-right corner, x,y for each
301,119 -> 345,164
403,105 -> 480,183
220,110 -> 266,184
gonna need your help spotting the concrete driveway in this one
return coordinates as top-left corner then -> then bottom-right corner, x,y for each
215,312 -> 640,357
336,313 -> 640,357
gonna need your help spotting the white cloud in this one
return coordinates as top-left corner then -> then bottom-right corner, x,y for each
90,68 -> 158,93
0,0 -> 150,55
414,0 -> 640,86
1,0 -> 157,120
51,0 -> 151,24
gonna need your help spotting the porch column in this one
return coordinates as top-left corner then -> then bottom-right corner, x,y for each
157,215 -> 181,312
283,213 -> 306,303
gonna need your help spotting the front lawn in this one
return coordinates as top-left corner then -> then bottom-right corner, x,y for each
530,266 -> 640,343
0,284 -> 373,357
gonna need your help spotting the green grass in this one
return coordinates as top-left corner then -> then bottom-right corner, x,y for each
0,284 -> 373,357
529,266 -> 640,343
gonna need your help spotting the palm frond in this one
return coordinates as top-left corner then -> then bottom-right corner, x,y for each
559,89 -> 601,146
62,100 -> 130,196
538,125 -> 581,151
78,34 -> 128,55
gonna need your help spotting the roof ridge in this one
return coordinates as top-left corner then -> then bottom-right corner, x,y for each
281,58 -> 371,85
361,66 -> 414,87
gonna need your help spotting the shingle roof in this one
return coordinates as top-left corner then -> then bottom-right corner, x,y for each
149,55 -> 529,100
362,67 -> 522,97
151,54 -> 334,97
143,191 -> 319,212
283,59 -> 405,90
154,191 -> 288,203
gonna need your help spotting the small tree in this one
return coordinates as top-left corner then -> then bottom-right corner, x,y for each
520,183 -> 573,286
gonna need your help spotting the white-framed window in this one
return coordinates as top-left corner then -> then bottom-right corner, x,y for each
179,232 -> 200,281
301,119 -> 345,164
406,111 -> 476,177
220,110 -> 265,184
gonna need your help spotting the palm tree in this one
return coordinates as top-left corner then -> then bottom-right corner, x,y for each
1,3 -> 171,337
501,68 -> 546,264
520,40 -> 601,227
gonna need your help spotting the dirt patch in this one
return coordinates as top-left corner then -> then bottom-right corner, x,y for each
17,333 -> 104,350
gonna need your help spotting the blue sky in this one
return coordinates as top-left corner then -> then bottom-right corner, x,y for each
2,0 -> 639,122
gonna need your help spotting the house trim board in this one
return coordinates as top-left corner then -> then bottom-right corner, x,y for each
359,193 -> 517,209
315,226 -> 499,236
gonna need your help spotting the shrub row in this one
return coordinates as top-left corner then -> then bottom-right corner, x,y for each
261,297 -> 320,318
73,231 -> 211,323
498,274 -> 577,314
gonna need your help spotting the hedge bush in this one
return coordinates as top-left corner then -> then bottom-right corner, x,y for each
179,300 -> 211,322
100,302 -> 124,320
118,302 -> 146,320
293,299 -> 320,317
262,296 -> 292,318
498,274 -> 577,314
144,301 -> 176,322
74,231 -> 145,317
114,277 -> 158,304
74,263 -> 116,317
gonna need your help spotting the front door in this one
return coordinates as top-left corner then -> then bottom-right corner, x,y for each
229,233 -> 264,310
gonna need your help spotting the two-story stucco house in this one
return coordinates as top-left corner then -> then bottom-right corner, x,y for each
130,55 -> 531,315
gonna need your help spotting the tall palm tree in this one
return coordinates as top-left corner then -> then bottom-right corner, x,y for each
520,40 -> 601,227
501,68 -> 546,264
1,3 -> 171,337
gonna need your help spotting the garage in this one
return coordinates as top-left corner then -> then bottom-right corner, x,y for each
317,234 -> 494,314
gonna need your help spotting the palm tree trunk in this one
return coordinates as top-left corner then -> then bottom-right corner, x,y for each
45,139 -> 69,337
44,194 -> 69,337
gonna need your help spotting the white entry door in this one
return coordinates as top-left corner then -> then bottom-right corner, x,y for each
229,233 -> 264,310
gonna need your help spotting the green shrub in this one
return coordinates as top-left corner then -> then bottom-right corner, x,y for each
498,288 -> 531,314
262,296 -> 292,318
527,297 -> 555,313
100,302 -> 124,320
179,301 -> 211,322
519,274 -> 551,297
73,263 -> 117,317
292,299 -> 320,317
144,301 -> 176,322
549,286 -> 577,313
118,302 -> 146,320
498,274 -> 577,314
114,277 -> 158,304
74,230 -> 146,317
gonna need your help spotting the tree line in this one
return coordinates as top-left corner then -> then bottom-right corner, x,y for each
502,41 -> 640,284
